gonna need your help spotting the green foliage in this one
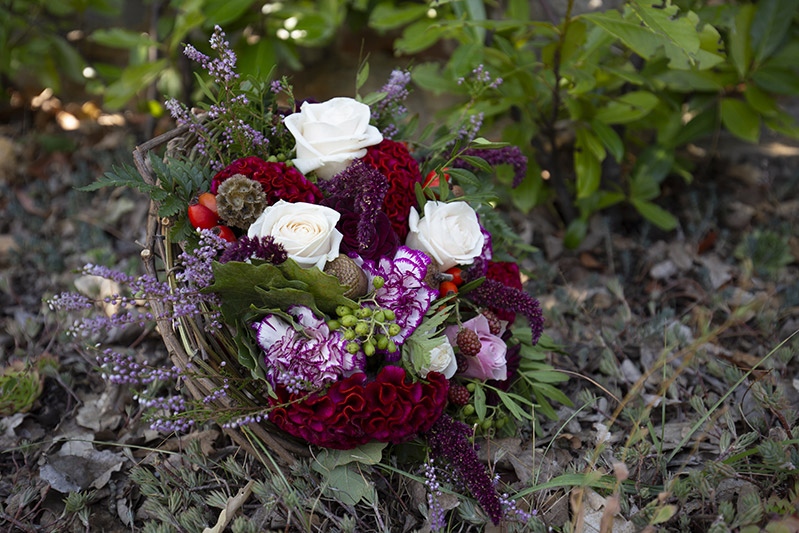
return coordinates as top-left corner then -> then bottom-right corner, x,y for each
377,0 -> 799,243
0,361 -> 44,416
734,228 -> 794,279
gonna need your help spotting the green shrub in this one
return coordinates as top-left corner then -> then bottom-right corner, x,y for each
372,0 -> 799,244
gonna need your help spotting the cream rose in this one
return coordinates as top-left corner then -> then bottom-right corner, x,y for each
248,200 -> 343,269
419,337 -> 458,379
283,97 -> 383,180
405,201 -> 485,271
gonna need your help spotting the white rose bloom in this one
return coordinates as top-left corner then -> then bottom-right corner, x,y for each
283,97 -> 383,180
248,200 -> 343,269
420,338 -> 457,379
405,201 -> 485,271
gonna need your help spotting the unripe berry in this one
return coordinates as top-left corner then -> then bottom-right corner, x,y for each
465,382 -> 476,392
354,322 -> 369,336
336,306 -> 352,317
328,320 -> 341,330
364,343 -> 376,356
463,404 -> 475,416
387,341 -> 397,353
373,310 -> 386,322
388,324 -> 401,336
343,329 -> 356,341
341,315 -> 357,327
373,276 -> 385,289
376,335 -> 389,350
383,309 -> 396,321
346,342 -> 360,354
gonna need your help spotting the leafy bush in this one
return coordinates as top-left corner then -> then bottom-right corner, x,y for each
372,0 -> 799,245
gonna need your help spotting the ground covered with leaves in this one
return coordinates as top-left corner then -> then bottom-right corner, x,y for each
1,94 -> 799,532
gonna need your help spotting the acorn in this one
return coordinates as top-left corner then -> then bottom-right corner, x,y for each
324,254 -> 368,298
423,261 -> 441,291
215,174 -> 268,229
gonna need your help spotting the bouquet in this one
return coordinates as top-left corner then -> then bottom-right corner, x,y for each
52,27 -> 551,528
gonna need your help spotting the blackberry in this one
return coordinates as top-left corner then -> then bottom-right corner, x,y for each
482,309 -> 502,335
456,354 -> 469,374
456,328 -> 481,356
448,383 -> 470,406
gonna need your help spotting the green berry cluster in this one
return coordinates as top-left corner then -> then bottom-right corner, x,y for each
458,383 -> 512,438
328,282 -> 401,357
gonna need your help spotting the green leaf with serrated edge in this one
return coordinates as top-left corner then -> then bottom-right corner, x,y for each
275,259 -> 357,316
721,98 -> 761,143
157,195 -> 184,217
589,120 -> 623,162
631,199 -> 678,230
203,261 -> 305,323
473,383 -> 486,421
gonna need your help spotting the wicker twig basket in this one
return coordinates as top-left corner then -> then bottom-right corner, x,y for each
133,127 -> 309,467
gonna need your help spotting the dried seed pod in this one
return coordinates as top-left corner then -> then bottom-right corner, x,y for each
216,174 -> 268,229
324,254 -> 368,298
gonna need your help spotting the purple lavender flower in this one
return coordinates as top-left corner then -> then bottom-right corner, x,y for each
253,305 -> 364,391
427,414 -> 503,525
371,69 -> 412,137
353,247 -> 438,357
454,146 -> 528,188
469,279 -> 544,346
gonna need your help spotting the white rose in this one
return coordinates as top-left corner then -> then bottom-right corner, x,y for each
283,97 -> 383,180
420,338 -> 457,379
405,201 -> 485,271
248,200 -> 343,269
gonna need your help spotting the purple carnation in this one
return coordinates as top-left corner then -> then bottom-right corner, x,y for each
253,305 -> 364,392
353,247 -> 438,358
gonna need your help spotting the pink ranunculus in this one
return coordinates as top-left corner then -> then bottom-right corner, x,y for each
445,314 -> 508,381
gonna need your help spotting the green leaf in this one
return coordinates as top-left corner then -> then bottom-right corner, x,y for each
589,120 -> 623,162
458,155 -> 493,173
90,28 -> 158,49
323,465 -> 372,506
576,128 -> 605,162
497,390 -> 535,421
651,504 -> 678,524
574,145 -> 601,199
369,3 -> 429,31
729,4 -> 755,78
631,199 -> 678,230
202,0 -> 254,27
721,98 -> 761,143
564,219 -> 587,249
395,19 -> 446,55
157,195 -> 184,218
356,61 -> 369,91
473,384 -> 486,421
276,260 -> 356,315
511,174 -> 544,214
411,63 -> 461,94
630,0 -> 699,55
103,60 -> 167,109
750,0 -> 799,65
594,91 -> 659,125
470,137 -> 509,149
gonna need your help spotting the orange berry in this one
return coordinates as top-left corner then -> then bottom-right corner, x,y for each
439,281 -> 458,296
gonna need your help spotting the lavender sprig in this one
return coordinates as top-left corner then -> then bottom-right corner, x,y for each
454,146 -> 528,188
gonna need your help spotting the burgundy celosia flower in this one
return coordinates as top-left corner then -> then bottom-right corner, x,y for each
485,261 -> 523,323
322,195 -> 400,261
211,156 -> 323,205
427,414 -> 502,524
361,140 -> 423,241
269,366 -> 449,449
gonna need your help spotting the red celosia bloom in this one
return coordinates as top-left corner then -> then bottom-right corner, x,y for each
361,140 -> 422,241
211,156 -> 323,205
269,366 -> 449,449
485,261 -> 523,322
